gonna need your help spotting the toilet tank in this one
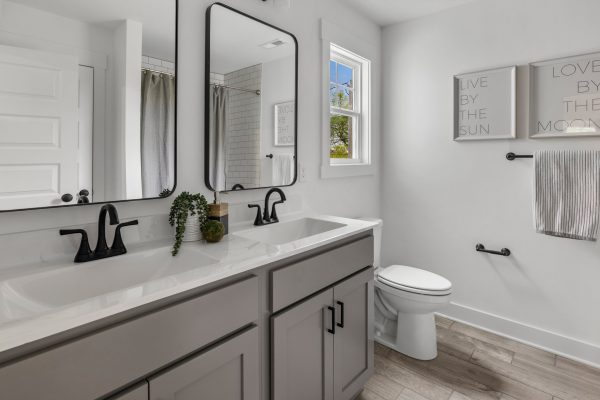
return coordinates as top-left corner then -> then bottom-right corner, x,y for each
359,218 -> 382,268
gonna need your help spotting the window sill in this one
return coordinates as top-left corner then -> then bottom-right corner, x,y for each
321,163 -> 374,179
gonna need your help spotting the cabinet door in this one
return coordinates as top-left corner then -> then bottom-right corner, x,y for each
333,268 -> 374,400
148,327 -> 259,400
272,289 -> 335,400
110,383 -> 148,400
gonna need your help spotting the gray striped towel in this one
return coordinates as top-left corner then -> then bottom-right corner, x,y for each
534,150 -> 600,241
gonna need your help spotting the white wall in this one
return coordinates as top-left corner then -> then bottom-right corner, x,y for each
225,64 -> 262,189
0,1 -> 113,57
260,55 -> 295,187
142,55 -> 175,75
382,0 -> 600,366
111,19 -> 143,200
0,0 -> 381,266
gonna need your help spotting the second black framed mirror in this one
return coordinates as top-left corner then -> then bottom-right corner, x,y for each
205,3 -> 298,192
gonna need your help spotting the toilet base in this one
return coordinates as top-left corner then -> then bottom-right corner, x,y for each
375,312 -> 438,360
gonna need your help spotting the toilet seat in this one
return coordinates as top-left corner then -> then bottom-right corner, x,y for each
377,265 -> 452,296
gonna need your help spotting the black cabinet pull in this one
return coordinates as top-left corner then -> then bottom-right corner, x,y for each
327,306 -> 336,335
336,301 -> 345,328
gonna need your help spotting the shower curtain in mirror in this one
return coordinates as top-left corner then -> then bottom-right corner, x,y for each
141,72 -> 175,198
210,86 -> 227,191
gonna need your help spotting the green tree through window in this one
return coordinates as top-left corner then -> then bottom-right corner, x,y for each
329,60 -> 355,159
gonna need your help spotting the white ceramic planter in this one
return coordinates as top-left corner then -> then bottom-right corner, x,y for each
182,212 -> 202,242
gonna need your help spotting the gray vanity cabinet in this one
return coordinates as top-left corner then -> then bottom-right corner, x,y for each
272,268 -> 374,400
333,268 -> 374,400
0,233 -> 374,400
148,326 -> 260,400
111,384 -> 148,400
272,289 -> 335,400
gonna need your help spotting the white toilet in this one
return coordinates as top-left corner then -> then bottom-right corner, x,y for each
365,219 -> 452,360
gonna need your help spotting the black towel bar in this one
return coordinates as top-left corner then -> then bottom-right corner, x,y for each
506,152 -> 533,161
476,244 -> 511,257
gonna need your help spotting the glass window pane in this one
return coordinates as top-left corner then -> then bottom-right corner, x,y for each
345,87 -> 354,109
330,84 -> 340,107
337,63 -> 353,88
329,60 -> 337,83
330,114 -> 355,160
330,85 -> 353,110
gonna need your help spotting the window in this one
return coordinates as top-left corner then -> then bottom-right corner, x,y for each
328,43 -> 370,166
320,20 -> 374,179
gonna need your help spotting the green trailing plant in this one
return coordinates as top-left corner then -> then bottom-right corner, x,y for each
202,220 -> 225,243
169,192 -> 209,256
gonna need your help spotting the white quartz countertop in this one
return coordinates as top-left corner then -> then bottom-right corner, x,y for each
0,215 -> 377,359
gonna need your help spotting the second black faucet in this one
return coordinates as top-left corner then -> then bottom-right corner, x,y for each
248,188 -> 287,226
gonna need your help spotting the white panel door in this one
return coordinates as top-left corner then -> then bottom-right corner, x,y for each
0,44 -> 79,209
78,65 -> 94,202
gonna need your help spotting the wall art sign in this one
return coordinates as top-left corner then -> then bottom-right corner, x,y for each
530,52 -> 600,138
274,101 -> 295,146
454,66 -> 516,141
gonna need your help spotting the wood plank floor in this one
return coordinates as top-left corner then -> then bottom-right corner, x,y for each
359,316 -> 600,400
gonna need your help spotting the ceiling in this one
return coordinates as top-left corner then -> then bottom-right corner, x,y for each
341,0 -> 479,26
210,5 -> 295,74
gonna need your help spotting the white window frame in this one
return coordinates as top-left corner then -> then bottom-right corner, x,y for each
321,20 -> 373,179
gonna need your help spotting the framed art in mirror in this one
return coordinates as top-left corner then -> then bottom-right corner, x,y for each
274,101 -> 295,147
205,3 -> 298,192
0,0 -> 178,212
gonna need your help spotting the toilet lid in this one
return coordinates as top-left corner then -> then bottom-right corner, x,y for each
378,265 -> 452,292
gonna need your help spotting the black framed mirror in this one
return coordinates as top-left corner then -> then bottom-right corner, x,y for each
205,3 -> 298,192
0,0 -> 178,212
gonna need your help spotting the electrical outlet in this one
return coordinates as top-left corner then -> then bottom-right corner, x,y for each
273,0 -> 291,8
298,164 -> 307,183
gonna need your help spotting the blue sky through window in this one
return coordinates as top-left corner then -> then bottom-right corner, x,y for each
330,60 -> 354,110
330,60 -> 336,83
338,63 -> 353,87
330,60 -> 353,87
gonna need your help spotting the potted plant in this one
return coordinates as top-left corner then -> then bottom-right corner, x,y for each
169,192 -> 209,256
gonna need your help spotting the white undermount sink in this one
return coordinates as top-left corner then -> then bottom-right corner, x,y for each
0,245 -> 218,317
233,217 -> 347,246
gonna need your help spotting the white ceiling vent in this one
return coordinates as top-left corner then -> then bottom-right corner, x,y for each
260,39 -> 287,49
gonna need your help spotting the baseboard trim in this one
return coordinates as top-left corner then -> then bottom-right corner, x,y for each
438,302 -> 600,369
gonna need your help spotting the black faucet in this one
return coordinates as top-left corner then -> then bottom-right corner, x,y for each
60,204 -> 138,263
248,188 -> 287,226
94,204 -> 120,258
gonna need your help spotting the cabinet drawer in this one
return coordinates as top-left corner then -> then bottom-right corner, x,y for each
149,326 -> 259,400
109,383 -> 148,400
271,235 -> 373,312
0,276 -> 259,400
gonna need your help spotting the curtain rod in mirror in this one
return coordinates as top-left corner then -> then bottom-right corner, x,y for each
143,68 -> 175,77
210,83 -> 261,96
